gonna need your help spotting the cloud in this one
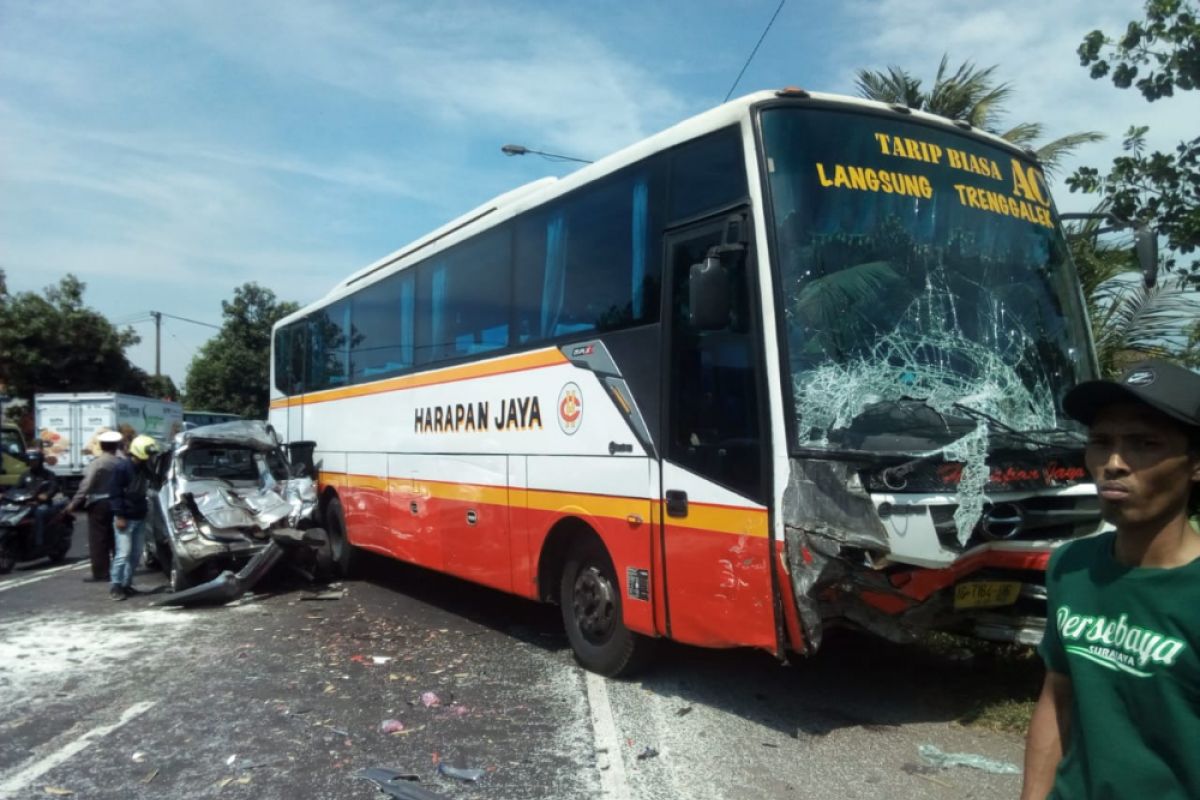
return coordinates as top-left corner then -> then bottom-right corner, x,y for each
162,0 -> 689,159
831,0 -> 1195,209
0,1 -> 694,384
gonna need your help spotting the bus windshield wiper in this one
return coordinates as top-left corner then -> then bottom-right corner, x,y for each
948,402 -> 1084,448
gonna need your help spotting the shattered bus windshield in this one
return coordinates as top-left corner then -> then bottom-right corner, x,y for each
761,107 -> 1094,456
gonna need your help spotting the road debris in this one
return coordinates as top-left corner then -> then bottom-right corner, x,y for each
301,590 -> 344,601
636,747 -> 659,761
675,706 -> 693,717
380,719 -> 406,734
131,750 -> 146,763
420,691 -> 441,708
917,744 -> 1021,775
436,763 -> 484,782
42,788 -> 73,797
902,763 -> 956,789
355,768 -> 446,800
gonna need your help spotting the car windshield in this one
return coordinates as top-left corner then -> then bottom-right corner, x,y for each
759,106 -> 1094,454
180,446 -> 288,482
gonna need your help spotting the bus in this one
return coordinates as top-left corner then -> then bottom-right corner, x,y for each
269,89 -> 1103,676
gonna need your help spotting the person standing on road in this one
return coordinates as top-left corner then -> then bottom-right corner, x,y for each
66,430 -> 124,582
1021,359 -> 1200,799
106,434 -> 158,600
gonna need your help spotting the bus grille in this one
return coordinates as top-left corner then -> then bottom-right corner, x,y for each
930,494 -> 1103,552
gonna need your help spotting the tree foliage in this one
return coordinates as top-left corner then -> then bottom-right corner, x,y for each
183,283 -> 299,418
1077,0 -> 1199,100
854,55 -> 1104,176
1068,127 -> 1200,277
0,272 -> 153,401
1070,1 -> 1200,280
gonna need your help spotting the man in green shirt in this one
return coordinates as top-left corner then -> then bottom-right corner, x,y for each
1022,359 -> 1200,800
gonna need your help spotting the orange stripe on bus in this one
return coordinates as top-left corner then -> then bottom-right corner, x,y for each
269,348 -> 568,410
650,499 -> 769,538
322,471 -> 768,538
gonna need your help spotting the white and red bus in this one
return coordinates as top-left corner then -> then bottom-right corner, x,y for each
269,89 -> 1102,675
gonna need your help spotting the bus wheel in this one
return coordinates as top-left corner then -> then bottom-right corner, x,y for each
324,496 -> 360,578
560,538 -> 650,677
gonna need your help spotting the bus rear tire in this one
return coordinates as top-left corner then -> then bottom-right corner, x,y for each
560,538 -> 651,677
324,496 -> 360,578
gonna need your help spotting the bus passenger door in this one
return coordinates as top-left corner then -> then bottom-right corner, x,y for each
658,214 -> 776,651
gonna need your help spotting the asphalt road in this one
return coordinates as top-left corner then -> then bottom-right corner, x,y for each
0,518 -> 1034,799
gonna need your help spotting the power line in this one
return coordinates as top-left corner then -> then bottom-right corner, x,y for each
119,310 -> 220,330
723,0 -> 787,103
157,311 -> 221,330
114,313 -> 154,325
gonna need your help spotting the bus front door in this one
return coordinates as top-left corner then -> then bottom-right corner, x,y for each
659,216 -> 777,651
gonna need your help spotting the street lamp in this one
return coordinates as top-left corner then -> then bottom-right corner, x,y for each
500,144 -> 592,164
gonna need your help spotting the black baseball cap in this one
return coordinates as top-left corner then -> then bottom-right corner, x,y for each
1063,359 -> 1200,429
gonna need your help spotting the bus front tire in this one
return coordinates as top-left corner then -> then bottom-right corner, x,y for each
324,496 -> 360,578
560,538 -> 650,677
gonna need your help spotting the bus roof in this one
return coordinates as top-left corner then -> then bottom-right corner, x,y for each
277,88 -> 1034,328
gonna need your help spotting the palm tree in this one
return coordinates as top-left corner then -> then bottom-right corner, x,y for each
1088,273 -> 1200,376
854,55 -> 1103,176
1061,208 -> 1200,376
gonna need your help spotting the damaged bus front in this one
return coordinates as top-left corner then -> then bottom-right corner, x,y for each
759,99 -> 1103,652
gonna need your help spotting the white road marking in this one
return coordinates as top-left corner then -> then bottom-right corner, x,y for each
0,562 -> 88,593
0,700 -> 156,798
585,671 -> 632,800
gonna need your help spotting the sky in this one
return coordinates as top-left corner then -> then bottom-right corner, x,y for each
1,0 -> 1193,388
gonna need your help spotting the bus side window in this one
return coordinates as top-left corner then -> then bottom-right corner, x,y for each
415,226 -> 512,366
273,326 -> 291,394
289,321 -> 308,394
350,271 -> 414,382
512,164 -> 664,346
668,127 -> 748,224
513,213 -> 547,345
307,301 -> 350,391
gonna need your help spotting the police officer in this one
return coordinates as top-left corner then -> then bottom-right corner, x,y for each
67,430 -> 124,582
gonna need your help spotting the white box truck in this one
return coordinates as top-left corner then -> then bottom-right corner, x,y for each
34,393 -> 183,485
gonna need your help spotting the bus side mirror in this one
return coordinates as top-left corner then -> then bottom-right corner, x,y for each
1134,226 -> 1158,289
690,256 -> 730,331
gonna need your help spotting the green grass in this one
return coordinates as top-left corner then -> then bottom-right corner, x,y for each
918,632 -> 1041,733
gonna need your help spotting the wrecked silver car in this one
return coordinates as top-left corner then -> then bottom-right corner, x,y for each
145,420 -> 320,592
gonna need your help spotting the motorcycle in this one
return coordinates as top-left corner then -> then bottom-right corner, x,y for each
0,486 -> 74,573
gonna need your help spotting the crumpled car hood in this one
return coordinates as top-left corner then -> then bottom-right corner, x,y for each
186,477 -> 318,531
188,481 -> 293,530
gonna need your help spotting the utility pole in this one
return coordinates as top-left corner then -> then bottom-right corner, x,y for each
151,311 -> 162,377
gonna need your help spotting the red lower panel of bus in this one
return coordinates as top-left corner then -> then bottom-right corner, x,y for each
655,523 -> 776,651
326,473 -> 778,652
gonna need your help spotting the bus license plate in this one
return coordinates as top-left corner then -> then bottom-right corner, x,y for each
954,581 -> 1021,610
